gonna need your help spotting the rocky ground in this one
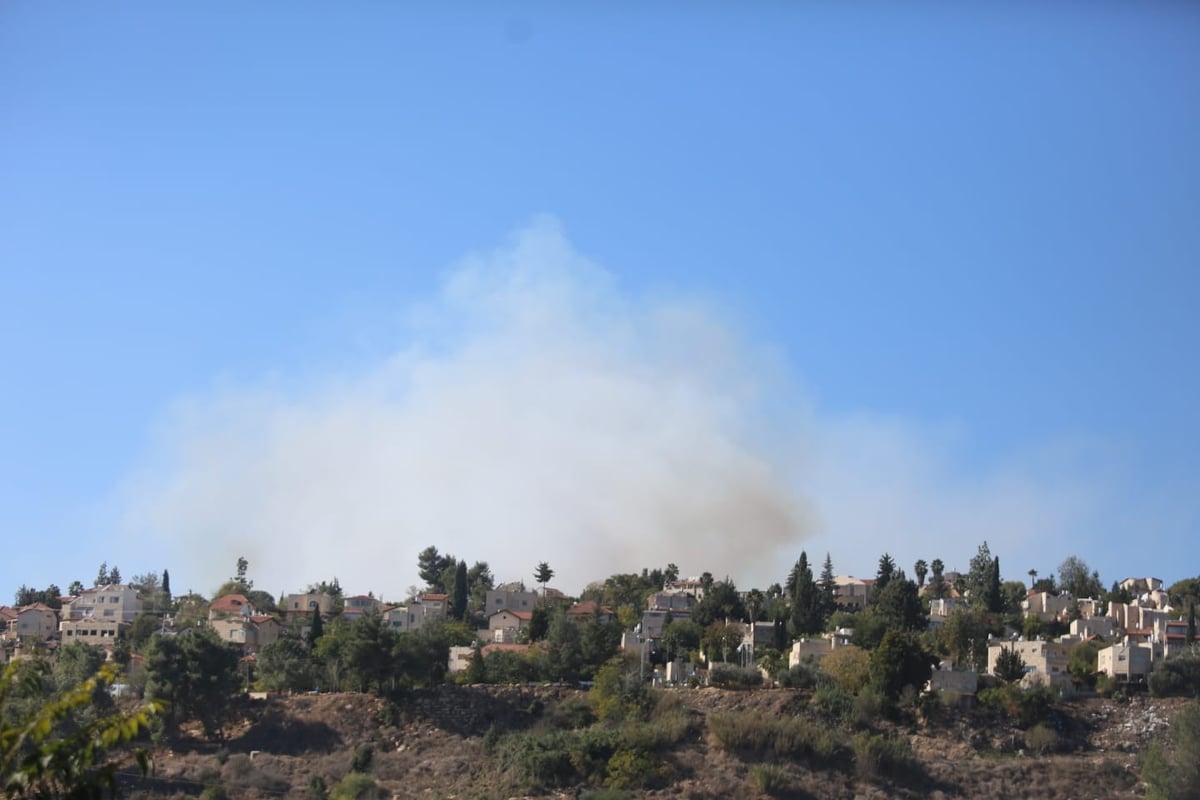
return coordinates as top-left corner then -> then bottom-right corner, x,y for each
118,688 -> 1189,799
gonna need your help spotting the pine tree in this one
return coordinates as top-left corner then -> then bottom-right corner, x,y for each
534,562 -> 555,596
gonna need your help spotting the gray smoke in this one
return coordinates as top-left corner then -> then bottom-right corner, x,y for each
120,217 -> 814,598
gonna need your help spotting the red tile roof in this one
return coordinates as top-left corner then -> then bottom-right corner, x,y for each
209,594 -> 250,614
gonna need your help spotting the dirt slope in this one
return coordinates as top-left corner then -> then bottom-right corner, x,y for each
122,688 -> 1184,799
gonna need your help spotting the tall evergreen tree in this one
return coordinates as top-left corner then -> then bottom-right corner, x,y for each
789,552 -> 821,637
161,569 -> 171,598
874,553 -> 897,596
819,553 -> 837,624
452,560 -> 469,621
307,606 -> 324,648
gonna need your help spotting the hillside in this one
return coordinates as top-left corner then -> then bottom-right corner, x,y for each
114,686 -> 1192,799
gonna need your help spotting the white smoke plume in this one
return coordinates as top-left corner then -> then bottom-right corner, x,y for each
121,217 -> 815,598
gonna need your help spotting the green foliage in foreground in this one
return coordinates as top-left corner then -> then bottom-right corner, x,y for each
1143,700 -> 1200,800
1,660 -> 159,799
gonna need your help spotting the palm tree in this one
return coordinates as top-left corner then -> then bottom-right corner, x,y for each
1028,568 -> 1038,589
914,559 -> 928,587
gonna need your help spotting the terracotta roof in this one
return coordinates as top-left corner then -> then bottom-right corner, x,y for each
20,603 -> 56,613
420,594 -> 449,602
0,607 -> 17,621
490,609 -> 532,621
249,615 -> 276,624
567,601 -> 614,616
209,594 -> 251,614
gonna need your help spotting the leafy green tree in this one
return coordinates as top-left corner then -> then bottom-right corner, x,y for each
127,612 -> 162,651
1057,555 -> 1101,599
542,610 -> 583,681
13,585 -> 62,610
994,646 -> 1027,684
702,622 -> 744,664
1,660 -> 157,799
873,572 -> 925,632
341,612 -> 402,693
257,637 -> 315,692
466,561 -> 494,619
967,542 -> 1000,610
67,581 -> 84,597
659,619 -> 702,663
528,606 -> 550,642
146,628 -> 241,739
417,546 -> 456,592
1143,700 -> 1200,800
934,607 -> 990,670
692,579 -> 746,627
1068,640 -> 1101,690
870,630 -> 934,701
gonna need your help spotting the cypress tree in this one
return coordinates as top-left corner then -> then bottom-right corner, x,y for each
308,605 -> 324,648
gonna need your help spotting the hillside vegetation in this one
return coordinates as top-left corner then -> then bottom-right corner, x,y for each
113,683 -> 1192,800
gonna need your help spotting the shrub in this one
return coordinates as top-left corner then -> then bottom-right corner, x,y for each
852,687 -> 885,728
605,748 -> 663,790
580,790 -> 634,800
750,763 -> 791,796
330,772 -> 384,800
852,731 -> 919,782
778,660 -> 823,690
553,696 -> 597,729
350,744 -> 374,773
812,683 -> 853,721
1025,722 -> 1059,755
308,775 -> 329,800
1142,700 -> 1200,800
591,655 -> 651,722
709,663 -> 763,689
708,711 -> 844,763
1149,654 -> 1200,698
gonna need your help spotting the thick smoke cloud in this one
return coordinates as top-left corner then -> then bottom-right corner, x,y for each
122,218 -> 814,597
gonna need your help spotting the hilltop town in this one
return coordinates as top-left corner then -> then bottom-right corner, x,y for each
3,544 -> 1199,798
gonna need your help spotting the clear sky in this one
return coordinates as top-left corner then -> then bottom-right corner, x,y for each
2,2 -> 1198,602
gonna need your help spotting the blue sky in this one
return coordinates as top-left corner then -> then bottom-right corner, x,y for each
2,2 -> 1198,601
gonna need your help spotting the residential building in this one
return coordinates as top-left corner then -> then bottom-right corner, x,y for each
382,596 -> 446,633
986,640 -> 1072,688
662,578 -> 707,603
62,584 -> 142,624
1119,577 -> 1163,596
59,618 -> 124,648
342,595 -> 382,620
485,588 -> 538,615
1021,591 -> 1074,624
833,576 -> 872,611
1070,616 -> 1114,639
646,591 -> 696,615
1109,602 -> 1168,633
488,610 -> 531,643
566,601 -> 614,625
282,592 -> 335,620
1098,643 -> 1153,683
14,604 -> 58,641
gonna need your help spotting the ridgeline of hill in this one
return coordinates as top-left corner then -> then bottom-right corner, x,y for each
119,686 -> 1189,799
